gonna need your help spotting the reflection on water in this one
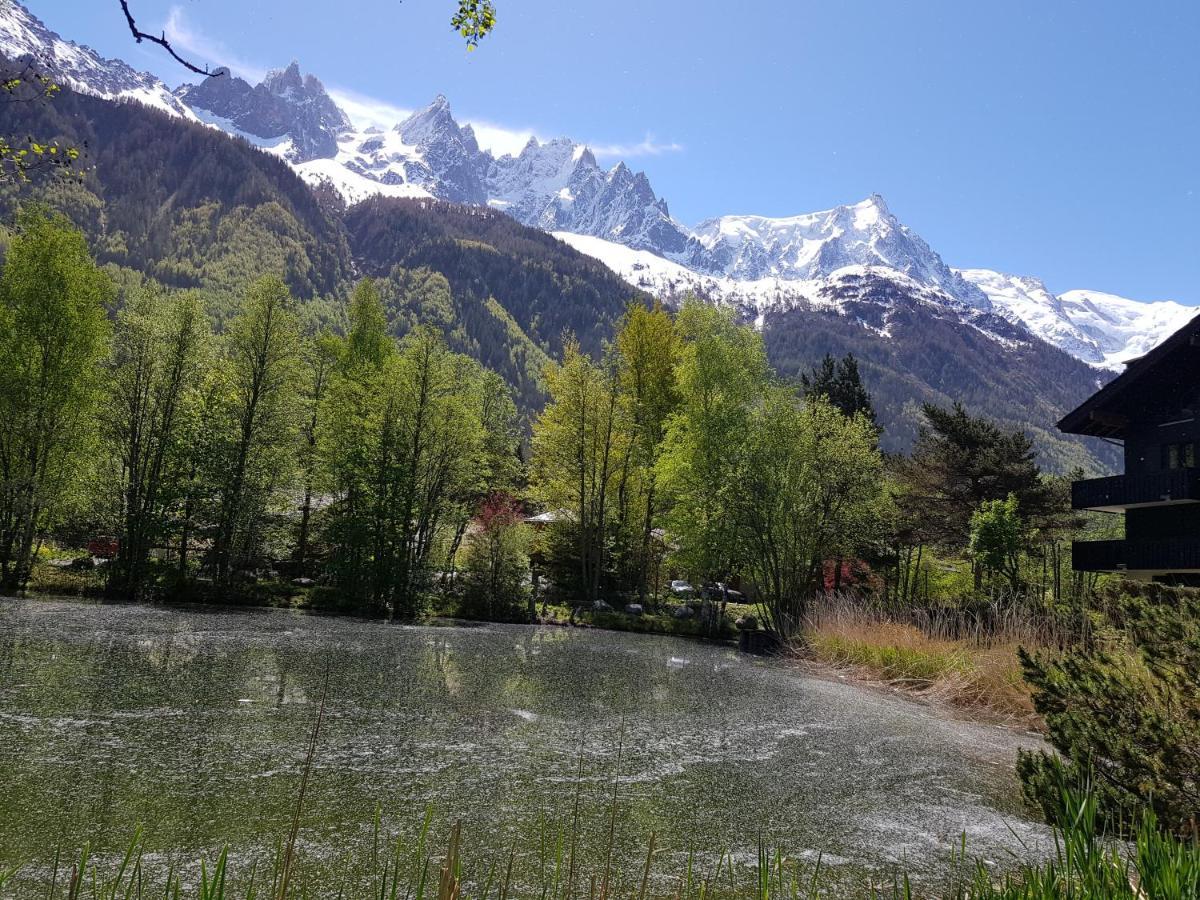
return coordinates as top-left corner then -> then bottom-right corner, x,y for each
0,597 -> 1045,890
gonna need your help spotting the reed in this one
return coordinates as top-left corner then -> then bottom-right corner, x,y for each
801,594 -> 1042,720
5,783 -> 1197,899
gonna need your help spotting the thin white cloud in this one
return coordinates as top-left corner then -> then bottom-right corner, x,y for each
161,8 -> 683,163
163,7 -> 266,82
464,119 -> 539,158
328,93 -> 537,156
590,135 -> 685,159
327,88 -> 412,130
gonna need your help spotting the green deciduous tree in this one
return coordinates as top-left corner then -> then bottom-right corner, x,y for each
322,321 -> 501,617
738,392 -> 884,638
106,283 -> 210,599
346,277 -> 391,369
295,329 -> 340,575
968,493 -> 1026,594
530,339 -> 629,604
206,274 -> 302,583
614,301 -> 679,601
656,299 -> 769,590
0,209 -> 111,589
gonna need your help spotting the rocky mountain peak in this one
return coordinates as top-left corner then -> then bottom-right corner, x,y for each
263,61 -> 304,93
396,95 -> 459,144
0,0 -> 195,119
178,60 -> 349,162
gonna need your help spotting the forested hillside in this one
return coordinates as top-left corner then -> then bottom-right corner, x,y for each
0,82 -> 350,320
0,73 -> 645,419
0,72 -> 1114,467
762,277 -> 1119,471
345,198 -> 650,415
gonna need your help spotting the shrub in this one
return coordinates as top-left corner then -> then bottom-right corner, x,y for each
1018,581 -> 1200,836
459,493 -> 530,622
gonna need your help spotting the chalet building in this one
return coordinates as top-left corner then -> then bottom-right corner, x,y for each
1059,313 -> 1200,584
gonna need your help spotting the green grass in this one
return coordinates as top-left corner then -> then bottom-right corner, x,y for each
4,785 -> 1197,898
809,631 -> 970,683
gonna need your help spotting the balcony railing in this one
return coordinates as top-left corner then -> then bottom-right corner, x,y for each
1072,539 -> 1125,572
1073,537 -> 1200,572
1071,468 -> 1200,511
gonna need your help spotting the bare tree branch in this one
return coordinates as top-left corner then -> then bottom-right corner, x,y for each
117,0 -> 496,75
117,1 -> 222,77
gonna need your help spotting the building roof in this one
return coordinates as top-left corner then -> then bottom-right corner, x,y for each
1058,311 -> 1200,439
524,509 -> 573,525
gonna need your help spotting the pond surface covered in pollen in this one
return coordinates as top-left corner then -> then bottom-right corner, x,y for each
0,598 -> 1046,892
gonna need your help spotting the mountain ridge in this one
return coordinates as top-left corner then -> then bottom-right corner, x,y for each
0,26 -> 1120,471
2,0 -> 1187,373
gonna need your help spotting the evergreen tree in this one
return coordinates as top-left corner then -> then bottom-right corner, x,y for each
800,352 -> 877,428
896,402 -> 1052,551
1019,581 -> 1200,837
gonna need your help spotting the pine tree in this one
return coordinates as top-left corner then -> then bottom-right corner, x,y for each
800,352 -> 877,428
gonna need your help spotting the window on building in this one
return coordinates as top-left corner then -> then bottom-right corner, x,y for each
1163,442 -> 1196,469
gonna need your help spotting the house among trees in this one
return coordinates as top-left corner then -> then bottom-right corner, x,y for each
1059,313 -> 1200,584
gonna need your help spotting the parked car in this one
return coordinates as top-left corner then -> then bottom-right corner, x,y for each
701,582 -> 746,603
86,535 -> 119,559
669,579 -> 694,597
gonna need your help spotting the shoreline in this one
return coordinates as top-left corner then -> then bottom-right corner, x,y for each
5,586 -> 1042,734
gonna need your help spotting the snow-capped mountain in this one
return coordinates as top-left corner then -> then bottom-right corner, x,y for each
175,63 -> 350,162
686,196 -> 989,308
302,100 -> 695,254
1,0 -> 1191,373
556,228 -> 1023,350
958,269 -> 1197,369
487,137 -> 694,256
0,0 -> 195,120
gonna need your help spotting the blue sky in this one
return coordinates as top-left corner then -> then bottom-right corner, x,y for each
34,0 -> 1200,303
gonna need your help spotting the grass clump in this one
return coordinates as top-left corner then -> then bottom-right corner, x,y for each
804,613 -> 1035,721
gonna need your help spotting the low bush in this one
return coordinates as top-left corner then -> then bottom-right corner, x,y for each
1018,580 -> 1200,836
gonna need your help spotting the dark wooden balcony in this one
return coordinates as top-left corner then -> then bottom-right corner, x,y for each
1072,537 -> 1200,573
1071,468 -> 1200,512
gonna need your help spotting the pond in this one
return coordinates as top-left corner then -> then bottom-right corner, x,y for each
0,597 -> 1047,893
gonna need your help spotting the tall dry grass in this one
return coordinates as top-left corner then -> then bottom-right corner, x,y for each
801,594 -> 1046,722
